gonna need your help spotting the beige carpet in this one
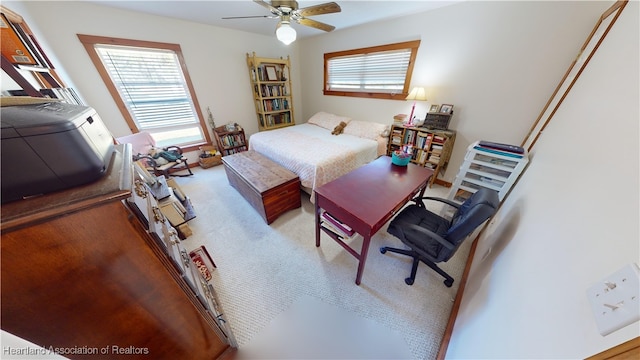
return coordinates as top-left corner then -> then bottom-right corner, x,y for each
174,165 -> 471,360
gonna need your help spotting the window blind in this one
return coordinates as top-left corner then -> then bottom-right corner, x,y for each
327,49 -> 412,93
95,45 -> 199,132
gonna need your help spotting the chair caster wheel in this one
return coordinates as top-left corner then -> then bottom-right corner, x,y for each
380,247 -> 387,254
444,279 -> 454,287
405,278 -> 414,285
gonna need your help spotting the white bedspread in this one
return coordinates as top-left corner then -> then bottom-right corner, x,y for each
249,123 -> 379,200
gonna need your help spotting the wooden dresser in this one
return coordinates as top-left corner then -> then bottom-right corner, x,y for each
1,145 -> 234,359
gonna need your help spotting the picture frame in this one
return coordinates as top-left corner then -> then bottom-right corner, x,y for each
264,65 -> 278,81
189,246 -> 217,282
440,104 -> 454,114
429,104 -> 440,113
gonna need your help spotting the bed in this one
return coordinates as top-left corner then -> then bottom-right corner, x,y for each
249,112 -> 389,200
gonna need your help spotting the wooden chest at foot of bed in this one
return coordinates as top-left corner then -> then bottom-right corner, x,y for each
222,150 -> 301,224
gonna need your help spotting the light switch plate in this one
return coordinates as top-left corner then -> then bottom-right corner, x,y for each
586,263 -> 640,336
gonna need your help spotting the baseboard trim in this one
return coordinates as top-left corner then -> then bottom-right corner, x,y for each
436,232 -> 480,360
586,336 -> 640,360
433,178 -> 451,187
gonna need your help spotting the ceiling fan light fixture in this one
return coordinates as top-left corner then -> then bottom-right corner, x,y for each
276,21 -> 296,45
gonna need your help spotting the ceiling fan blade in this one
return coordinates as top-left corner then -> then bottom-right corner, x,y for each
297,17 -> 335,32
297,2 -> 341,17
254,0 -> 280,15
222,15 -> 276,20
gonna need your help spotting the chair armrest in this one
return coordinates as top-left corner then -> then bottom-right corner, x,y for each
402,222 -> 455,251
164,145 -> 183,155
413,196 -> 460,210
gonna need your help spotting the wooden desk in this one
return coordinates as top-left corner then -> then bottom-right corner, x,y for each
314,156 -> 434,285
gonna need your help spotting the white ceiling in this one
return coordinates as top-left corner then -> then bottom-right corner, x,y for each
88,1 -> 461,39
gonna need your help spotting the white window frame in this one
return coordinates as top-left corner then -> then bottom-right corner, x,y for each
77,34 -> 210,149
324,40 -> 421,100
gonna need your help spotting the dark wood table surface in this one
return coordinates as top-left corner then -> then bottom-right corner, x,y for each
314,156 -> 434,285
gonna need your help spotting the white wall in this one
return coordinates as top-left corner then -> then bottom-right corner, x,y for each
299,1 -> 610,183
447,1 -> 640,358
6,1 -> 610,182
3,1 -> 638,357
4,0 -> 303,141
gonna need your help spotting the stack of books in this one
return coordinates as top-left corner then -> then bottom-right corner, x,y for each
321,212 -> 355,240
474,140 -> 525,159
390,128 -> 404,145
393,114 -> 407,125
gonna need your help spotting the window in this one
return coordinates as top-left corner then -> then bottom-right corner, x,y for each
77,34 -> 209,148
324,40 -> 420,100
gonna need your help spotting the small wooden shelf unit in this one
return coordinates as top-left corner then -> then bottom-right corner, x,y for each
214,125 -> 247,156
387,124 -> 456,187
246,52 -> 295,131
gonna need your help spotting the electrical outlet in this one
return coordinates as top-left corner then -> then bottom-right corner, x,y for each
586,263 -> 640,336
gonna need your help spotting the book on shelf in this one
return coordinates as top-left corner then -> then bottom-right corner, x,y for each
321,212 -> 355,237
391,129 -> 403,144
480,176 -> 504,187
321,222 -> 357,241
478,140 -> 524,154
1,13 -> 39,66
416,132 -> 433,150
417,150 -> 428,163
473,146 -> 523,159
402,131 -> 411,144
321,222 -> 351,240
420,151 -> 429,164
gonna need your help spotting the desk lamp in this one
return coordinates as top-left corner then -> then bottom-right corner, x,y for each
405,87 -> 427,126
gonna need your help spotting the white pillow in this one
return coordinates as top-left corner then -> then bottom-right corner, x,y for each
343,120 -> 389,140
307,111 -> 351,130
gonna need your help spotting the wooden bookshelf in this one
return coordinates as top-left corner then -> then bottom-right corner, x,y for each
0,5 -> 82,104
246,52 -> 295,131
213,125 -> 247,156
387,124 -> 456,187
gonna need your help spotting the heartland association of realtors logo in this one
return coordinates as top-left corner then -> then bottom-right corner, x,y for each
3,345 -> 150,356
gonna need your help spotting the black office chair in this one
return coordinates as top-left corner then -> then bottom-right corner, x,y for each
381,188 -> 499,287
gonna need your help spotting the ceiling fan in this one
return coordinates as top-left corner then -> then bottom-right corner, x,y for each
222,1 -> 342,45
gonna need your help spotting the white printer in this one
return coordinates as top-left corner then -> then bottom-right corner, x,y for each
1,102 -> 114,203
